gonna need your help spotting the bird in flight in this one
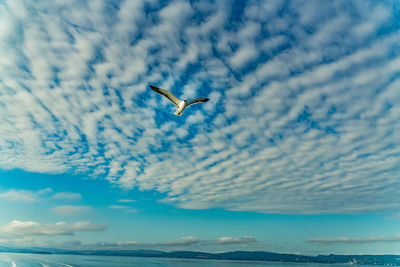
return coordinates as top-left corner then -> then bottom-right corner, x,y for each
149,84 -> 210,115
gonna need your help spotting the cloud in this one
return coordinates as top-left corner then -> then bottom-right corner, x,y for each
1,220 -> 107,236
95,236 -> 200,248
108,205 -> 126,209
384,213 -> 400,221
108,205 -> 138,213
96,240 -> 140,247
52,192 -> 82,201
61,240 -> 83,248
38,188 -> 53,195
0,236 -> 33,244
0,0 -> 399,215
216,236 -> 256,245
161,236 -> 200,246
51,205 -> 91,215
0,234 -> 260,250
307,235 -> 400,244
0,189 -> 50,203
229,43 -> 258,69
95,236 -> 257,249
117,199 -> 136,203
0,189 -> 38,203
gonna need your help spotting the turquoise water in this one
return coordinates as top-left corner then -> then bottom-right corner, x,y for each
0,253 -> 379,267
0,253 -> 268,267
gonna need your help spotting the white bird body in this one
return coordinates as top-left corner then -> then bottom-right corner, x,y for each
174,100 -> 187,116
149,84 -> 209,115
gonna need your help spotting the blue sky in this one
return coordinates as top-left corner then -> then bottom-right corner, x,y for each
0,0 -> 399,255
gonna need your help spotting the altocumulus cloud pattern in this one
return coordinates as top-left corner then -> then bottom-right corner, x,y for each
1,0 -> 399,214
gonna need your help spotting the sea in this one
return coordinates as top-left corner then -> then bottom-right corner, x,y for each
0,253 -> 372,267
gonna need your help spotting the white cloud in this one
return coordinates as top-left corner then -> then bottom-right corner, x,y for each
82,236 -> 260,250
51,205 -> 91,216
96,240 -> 140,247
0,189 -> 49,203
229,43 -> 258,69
96,236 -> 256,249
125,208 -> 138,213
108,205 -> 125,209
159,1 -> 193,27
216,236 -> 256,245
94,236 -> 200,248
161,236 -> 200,246
52,192 -> 82,201
0,0 -> 399,215
0,236 -> 33,244
117,199 -> 136,203
0,234 -> 262,251
108,205 -> 138,213
38,188 -> 53,195
1,220 -> 107,236
307,235 -> 400,244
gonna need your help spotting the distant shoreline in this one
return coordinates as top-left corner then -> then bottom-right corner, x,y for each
1,247 -> 399,266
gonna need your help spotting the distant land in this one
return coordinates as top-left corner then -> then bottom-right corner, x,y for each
0,246 -> 399,265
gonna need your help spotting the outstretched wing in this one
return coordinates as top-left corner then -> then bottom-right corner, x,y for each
149,84 -> 181,107
187,97 -> 210,107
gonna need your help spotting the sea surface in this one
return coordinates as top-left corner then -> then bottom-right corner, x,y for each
0,253 -> 380,267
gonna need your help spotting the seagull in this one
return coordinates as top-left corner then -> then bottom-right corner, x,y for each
149,84 -> 210,115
